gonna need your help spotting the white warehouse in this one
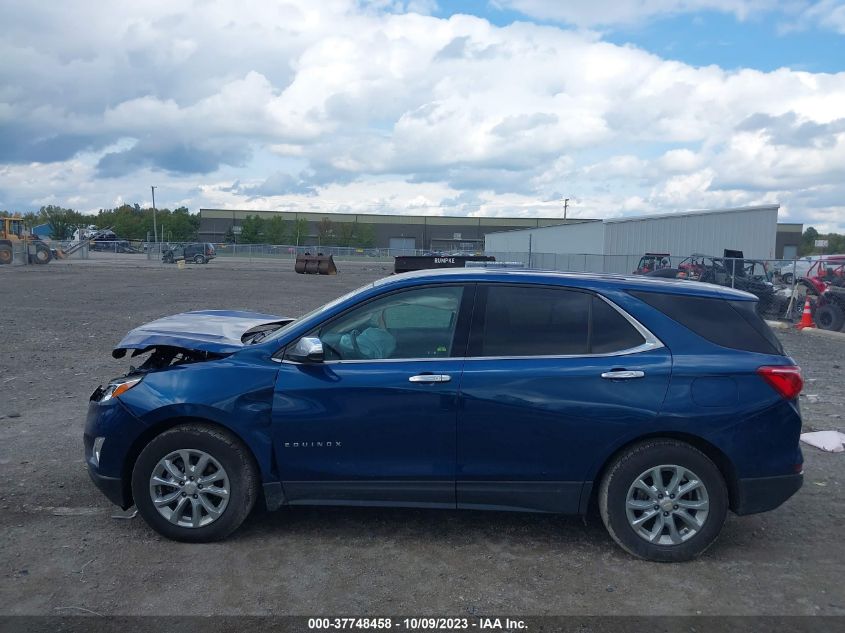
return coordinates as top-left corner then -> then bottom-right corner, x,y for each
484,205 -> 780,274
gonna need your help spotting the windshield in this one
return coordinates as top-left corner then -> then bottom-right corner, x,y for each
258,281 -> 376,344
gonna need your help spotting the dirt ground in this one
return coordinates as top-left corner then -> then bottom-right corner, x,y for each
0,257 -> 843,616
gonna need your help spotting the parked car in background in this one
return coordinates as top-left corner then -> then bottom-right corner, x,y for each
162,242 -> 216,264
778,255 -> 828,284
85,269 -> 803,562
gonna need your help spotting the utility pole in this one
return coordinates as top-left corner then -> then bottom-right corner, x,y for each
563,197 -> 570,221
151,186 -> 158,243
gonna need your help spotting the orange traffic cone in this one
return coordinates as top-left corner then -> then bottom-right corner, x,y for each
796,298 -> 815,330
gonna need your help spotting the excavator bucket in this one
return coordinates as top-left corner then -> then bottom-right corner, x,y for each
294,253 -> 338,275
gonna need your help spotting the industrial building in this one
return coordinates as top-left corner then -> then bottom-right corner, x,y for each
484,205 -> 800,274
198,209 -> 593,252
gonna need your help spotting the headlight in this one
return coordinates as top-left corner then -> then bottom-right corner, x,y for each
100,377 -> 142,402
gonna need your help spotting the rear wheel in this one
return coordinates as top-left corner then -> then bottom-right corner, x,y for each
782,273 -> 793,284
0,244 -> 11,265
131,424 -> 258,542
815,304 -> 845,331
599,439 -> 728,562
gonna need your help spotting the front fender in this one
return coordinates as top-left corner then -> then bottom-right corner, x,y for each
117,358 -> 279,482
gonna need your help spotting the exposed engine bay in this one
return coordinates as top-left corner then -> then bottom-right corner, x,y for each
126,345 -> 227,375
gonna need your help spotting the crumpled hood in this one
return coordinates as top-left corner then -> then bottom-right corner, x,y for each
112,310 -> 290,357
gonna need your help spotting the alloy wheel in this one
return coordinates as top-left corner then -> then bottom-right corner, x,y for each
148,449 -> 230,528
625,464 -> 710,545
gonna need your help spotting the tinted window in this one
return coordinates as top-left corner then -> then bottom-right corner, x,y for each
630,291 -> 783,355
479,286 -> 590,356
591,297 -> 646,353
316,285 -> 463,360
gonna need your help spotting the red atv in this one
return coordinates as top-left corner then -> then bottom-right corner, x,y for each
633,253 -> 671,275
676,254 -> 710,280
794,257 -> 845,331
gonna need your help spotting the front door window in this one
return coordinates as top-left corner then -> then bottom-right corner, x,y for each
314,285 -> 464,361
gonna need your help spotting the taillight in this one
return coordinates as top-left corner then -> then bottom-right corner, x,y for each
757,366 -> 803,400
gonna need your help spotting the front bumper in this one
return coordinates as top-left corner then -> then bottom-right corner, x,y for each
86,466 -> 129,508
84,397 -> 147,509
732,473 -> 803,515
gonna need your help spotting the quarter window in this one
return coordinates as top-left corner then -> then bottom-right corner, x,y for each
630,291 -> 783,355
316,286 -> 464,361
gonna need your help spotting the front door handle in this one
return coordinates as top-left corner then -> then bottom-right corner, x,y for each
600,370 -> 645,380
409,374 -> 452,383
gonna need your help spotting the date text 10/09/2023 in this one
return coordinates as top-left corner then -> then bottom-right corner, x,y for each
307,617 -> 528,630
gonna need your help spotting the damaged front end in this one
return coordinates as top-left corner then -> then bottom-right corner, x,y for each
91,310 -> 293,403
111,309 -> 293,358
86,309 -> 291,509
91,346 -> 228,403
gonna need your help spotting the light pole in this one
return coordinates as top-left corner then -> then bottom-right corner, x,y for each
151,186 -> 158,244
563,197 -> 570,221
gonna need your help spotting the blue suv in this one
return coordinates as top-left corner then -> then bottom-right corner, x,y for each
84,269 -> 804,561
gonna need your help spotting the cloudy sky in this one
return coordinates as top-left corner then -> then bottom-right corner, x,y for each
1,0 -> 845,231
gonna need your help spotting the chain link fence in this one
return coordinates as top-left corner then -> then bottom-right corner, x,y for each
6,238 -> 843,333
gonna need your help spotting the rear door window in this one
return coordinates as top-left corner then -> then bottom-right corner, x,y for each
590,297 -> 647,353
471,285 -> 645,357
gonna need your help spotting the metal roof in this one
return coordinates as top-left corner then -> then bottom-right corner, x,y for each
602,205 -> 779,224
199,208 -> 597,227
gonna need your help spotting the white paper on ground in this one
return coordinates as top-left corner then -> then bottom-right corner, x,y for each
800,431 -> 845,453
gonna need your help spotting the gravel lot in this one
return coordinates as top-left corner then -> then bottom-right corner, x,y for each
1,257 -> 843,616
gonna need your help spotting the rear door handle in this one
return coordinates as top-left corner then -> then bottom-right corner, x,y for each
409,374 -> 452,383
600,370 -> 645,380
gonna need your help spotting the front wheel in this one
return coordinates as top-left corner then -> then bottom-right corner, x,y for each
131,424 -> 259,542
599,439 -> 728,562
31,244 -> 52,264
193,254 -> 206,264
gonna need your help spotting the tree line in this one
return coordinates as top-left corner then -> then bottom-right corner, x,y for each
801,227 -> 845,256
0,207 -> 378,247
231,214 -> 376,247
0,205 -> 199,242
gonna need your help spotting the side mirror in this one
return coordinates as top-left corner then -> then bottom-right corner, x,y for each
287,336 -> 324,363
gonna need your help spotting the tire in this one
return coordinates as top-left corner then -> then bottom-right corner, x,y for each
32,244 -> 52,264
815,304 -> 845,331
131,424 -> 259,542
162,253 -> 173,264
598,439 -> 728,562
0,244 -> 11,265
193,254 -> 206,264
782,273 -> 793,285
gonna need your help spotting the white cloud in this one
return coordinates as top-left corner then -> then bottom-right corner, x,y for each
783,0 -> 845,35
0,0 -> 844,232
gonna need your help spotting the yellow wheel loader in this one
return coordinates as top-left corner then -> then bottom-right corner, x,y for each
0,216 -> 55,264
